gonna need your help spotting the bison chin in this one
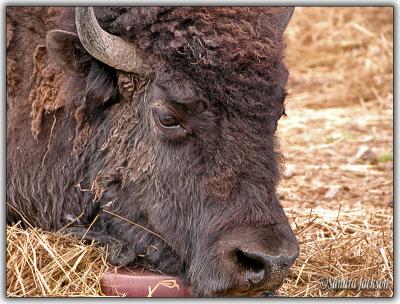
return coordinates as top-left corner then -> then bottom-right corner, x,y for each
188,223 -> 299,297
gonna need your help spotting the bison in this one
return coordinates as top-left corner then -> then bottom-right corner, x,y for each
6,6 -> 299,297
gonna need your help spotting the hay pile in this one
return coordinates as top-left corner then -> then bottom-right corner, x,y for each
6,7 -> 393,297
7,222 -> 108,296
279,200 -> 393,297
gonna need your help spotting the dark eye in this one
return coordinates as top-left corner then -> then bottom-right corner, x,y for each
152,106 -> 192,140
158,112 -> 180,128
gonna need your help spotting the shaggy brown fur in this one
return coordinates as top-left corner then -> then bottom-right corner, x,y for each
7,7 -> 298,297
29,45 -> 66,138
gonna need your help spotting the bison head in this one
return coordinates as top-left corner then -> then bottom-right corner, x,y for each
46,7 -> 298,296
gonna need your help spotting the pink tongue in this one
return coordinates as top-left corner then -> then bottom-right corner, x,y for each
100,266 -> 191,297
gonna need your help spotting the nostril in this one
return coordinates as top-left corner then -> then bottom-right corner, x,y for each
234,250 -> 266,285
233,249 -> 297,287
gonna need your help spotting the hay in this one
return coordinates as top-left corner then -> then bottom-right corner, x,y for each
278,205 -> 393,297
7,222 -> 109,297
285,7 -> 393,108
6,7 -> 393,297
147,280 -> 181,297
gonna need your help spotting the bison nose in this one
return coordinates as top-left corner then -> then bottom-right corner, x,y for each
191,223 -> 299,296
234,249 -> 297,286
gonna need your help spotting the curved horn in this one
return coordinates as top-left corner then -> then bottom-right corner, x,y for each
75,6 -> 142,73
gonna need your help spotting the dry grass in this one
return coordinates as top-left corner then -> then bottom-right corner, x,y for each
285,7 -> 393,109
6,7 -> 393,297
7,222 -> 108,297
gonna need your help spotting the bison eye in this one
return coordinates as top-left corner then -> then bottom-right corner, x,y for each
152,106 -> 192,140
158,113 -> 180,128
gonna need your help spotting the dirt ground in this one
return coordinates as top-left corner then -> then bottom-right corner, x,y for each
7,7 -> 393,297
277,96 -> 393,297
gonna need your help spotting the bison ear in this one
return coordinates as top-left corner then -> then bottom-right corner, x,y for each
46,30 -> 93,77
274,7 -> 295,33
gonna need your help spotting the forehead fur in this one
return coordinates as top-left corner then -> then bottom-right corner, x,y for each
63,7 -> 289,119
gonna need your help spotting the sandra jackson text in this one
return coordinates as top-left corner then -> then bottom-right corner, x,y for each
320,277 -> 389,291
